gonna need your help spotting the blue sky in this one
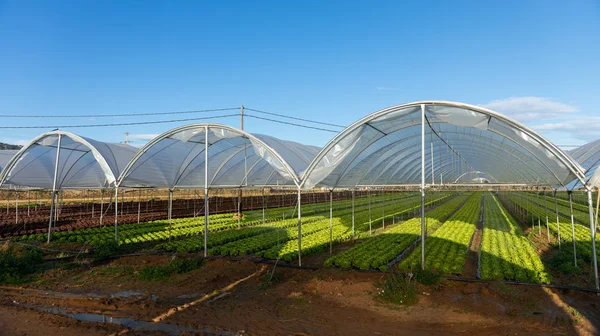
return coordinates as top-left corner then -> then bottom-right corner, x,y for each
0,0 -> 598,148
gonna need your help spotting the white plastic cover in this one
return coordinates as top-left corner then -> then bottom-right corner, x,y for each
0,150 -> 18,173
118,124 -> 320,189
302,101 -> 584,189
0,132 -> 138,189
566,139 -> 600,189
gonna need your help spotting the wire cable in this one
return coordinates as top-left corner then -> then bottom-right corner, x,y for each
0,107 -> 239,118
244,114 -> 340,133
0,114 -> 240,129
245,107 -> 346,128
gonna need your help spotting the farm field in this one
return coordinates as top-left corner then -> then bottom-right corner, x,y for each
325,193 -> 472,270
479,193 -> 550,283
398,192 -> 482,274
499,192 -> 599,277
3,189 -> 598,288
1,190 -> 599,336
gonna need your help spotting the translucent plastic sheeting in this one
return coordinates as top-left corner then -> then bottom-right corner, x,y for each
566,139 -> 600,189
0,131 -> 138,189
0,150 -> 18,172
118,124 -> 320,189
302,101 -> 586,190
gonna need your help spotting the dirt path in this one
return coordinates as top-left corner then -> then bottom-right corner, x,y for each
1,256 -> 598,335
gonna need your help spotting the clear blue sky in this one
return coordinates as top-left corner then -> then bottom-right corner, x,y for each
0,0 -> 598,148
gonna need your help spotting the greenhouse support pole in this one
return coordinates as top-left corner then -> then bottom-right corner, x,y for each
392,190 -> 396,224
47,133 -> 62,243
137,189 -> 141,224
114,186 -> 119,243
262,187 -> 265,224
368,189 -> 372,235
329,189 -> 333,255
237,188 -> 242,229
554,189 -> 561,249
381,190 -> 385,229
431,142 -> 434,185
27,190 -> 30,217
544,189 -> 550,242
15,191 -> 18,225
203,126 -> 209,257
586,189 -> 599,291
91,190 -> 94,218
536,188 -> 541,234
100,189 -> 104,225
568,192 -> 577,267
297,187 -> 302,266
594,189 -> 600,231
525,188 -> 533,225
168,189 -> 173,240
351,189 -> 355,239
420,103 -> 426,270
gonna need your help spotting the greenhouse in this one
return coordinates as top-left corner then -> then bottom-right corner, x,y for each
0,150 -> 19,173
0,101 -> 598,292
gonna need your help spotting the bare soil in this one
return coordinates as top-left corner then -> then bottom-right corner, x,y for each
0,255 -> 598,336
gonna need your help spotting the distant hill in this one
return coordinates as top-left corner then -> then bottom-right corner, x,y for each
0,142 -> 22,150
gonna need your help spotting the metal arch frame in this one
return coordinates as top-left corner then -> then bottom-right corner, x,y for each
392,141 -> 545,184
453,171 -> 499,183
333,130 -> 551,188
301,101 -> 588,190
256,135 -> 316,167
315,121 -> 473,189
117,123 -> 302,188
305,121 -> 549,188
346,131 -> 546,186
390,148 -> 531,185
0,130 -> 121,189
569,139 -> 600,164
381,144 -> 530,184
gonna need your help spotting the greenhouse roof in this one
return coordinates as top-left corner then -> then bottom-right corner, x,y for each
0,102 -> 593,191
301,101 -> 587,190
565,139 -> 600,189
118,123 -> 320,189
0,131 -> 138,190
0,150 -> 18,172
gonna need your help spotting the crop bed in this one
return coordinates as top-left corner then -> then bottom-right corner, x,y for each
499,192 -> 598,274
398,192 -> 482,274
0,190 -> 381,237
324,193 -> 471,271
480,193 -> 550,283
160,193 -> 454,261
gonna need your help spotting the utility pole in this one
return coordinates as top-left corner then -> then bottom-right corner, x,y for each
238,105 -> 244,221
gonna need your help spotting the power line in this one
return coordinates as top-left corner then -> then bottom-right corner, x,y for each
244,114 -> 339,133
245,107 -> 346,128
0,114 -> 240,129
0,107 -> 239,118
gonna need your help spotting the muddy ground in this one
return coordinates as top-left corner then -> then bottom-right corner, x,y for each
0,255 -> 598,336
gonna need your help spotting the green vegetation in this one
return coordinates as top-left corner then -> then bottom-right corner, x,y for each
399,192 -> 482,274
137,257 -> 205,281
0,245 -> 44,284
480,194 -> 550,283
375,274 -> 418,305
502,192 -> 598,274
325,193 -> 470,271
161,193 -> 453,261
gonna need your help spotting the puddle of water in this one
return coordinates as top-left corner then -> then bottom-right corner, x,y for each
176,293 -> 205,299
34,290 -> 158,302
109,290 -> 145,298
20,304 -> 240,336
